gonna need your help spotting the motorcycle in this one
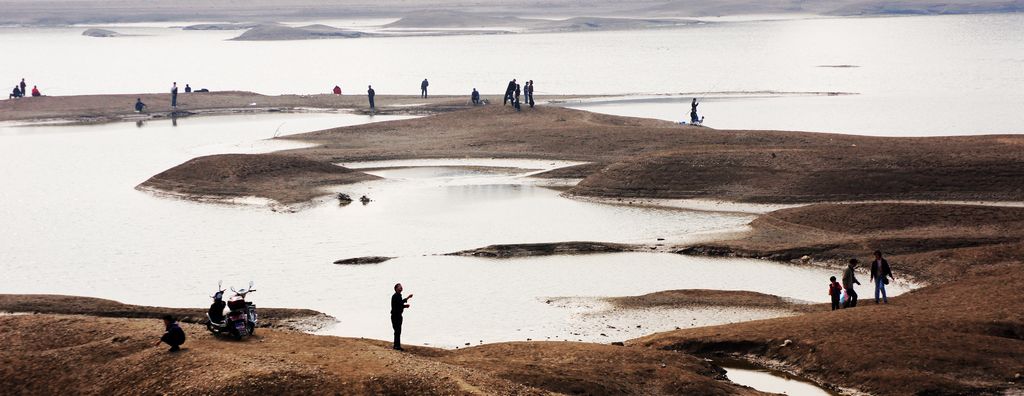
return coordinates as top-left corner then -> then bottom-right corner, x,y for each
206,281 -> 258,340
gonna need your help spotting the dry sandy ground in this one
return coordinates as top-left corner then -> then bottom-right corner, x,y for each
0,294 -> 333,331
0,312 -> 768,396
678,203 -> 1024,284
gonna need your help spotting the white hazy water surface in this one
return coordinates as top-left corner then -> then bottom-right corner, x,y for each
1,13 -> 1023,135
0,113 -> 915,347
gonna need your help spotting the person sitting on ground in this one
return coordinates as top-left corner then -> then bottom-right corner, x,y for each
333,85 -> 342,95
31,86 -> 41,97
156,314 -> 186,352
471,88 -> 480,105
870,250 -> 895,304
184,84 -> 192,93
828,276 -> 843,311
842,258 -> 861,308
9,86 -> 21,99
134,98 -> 147,113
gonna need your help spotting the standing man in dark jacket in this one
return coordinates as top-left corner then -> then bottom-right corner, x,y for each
870,250 -> 895,304
171,82 -> 178,109
421,78 -> 429,98
527,80 -> 535,108
20,78 -> 26,98
390,283 -> 413,351
156,315 -> 186,352
367,85 -> 376,113
504,79 -> 516,105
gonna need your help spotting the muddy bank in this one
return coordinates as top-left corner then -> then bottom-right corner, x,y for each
632,268 -> 1024,396
0,313 -> 767,395
138,153 -> 378,205
607,289 -> 805,311
0,294 -> 333,332
0,91 -> 486,123
677,203 -> 1024,284
447,241 -> 635,257
334,256 -> 394,265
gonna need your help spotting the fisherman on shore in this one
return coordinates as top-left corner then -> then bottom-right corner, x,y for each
155,314 -> 186,352
471,88 -> 480,105
390,283 -> 413,351
504,79 -> 516,105
367,85 -> 376,113
134,98 -> 147,112
170,82 -> 178,109
870,250 -> 895,304
842,259 -> 861,308
690,98 -> 699,124
421,78 -> 429,98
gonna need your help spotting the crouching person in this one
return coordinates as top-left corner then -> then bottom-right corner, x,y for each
156,314 -> 186,352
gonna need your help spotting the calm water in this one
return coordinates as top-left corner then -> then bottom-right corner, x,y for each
2,14 -> 1024,134
0,113 -> 914,347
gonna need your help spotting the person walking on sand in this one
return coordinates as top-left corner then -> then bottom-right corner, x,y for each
828,276 -> 843,311
170,82 -> 178,109
155,314 -> 186,352
471,88 -> 480,105
421,78 -> 429,98
870,250 -> 895,304
391,283 -> 413,351
135,98 -> 147,113
842,259 -> 861,308
504,79 -> 516,105
367,85 -> 376,114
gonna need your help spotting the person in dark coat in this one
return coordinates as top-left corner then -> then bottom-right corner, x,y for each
471,88 -> 480,105
367,85 -> 376,113
690,98 -> 699,124
134,98 -> 147,112
19,78 -> 26,97
504,79 -> 516,105
156,315 -> 186,352
170,82 -> 178,108
184,84 -> 192,93
9,85 -> 21,99
421,78 -> 429,98
870,250 -> 895,304
527,80 -> 535,108
390,283 -> 413,351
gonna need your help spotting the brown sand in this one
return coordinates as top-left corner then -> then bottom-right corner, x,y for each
678,203 -> 1024,284
608,290 -> 800,310
447,241 -> 635,257
138,153 -> 378,205
0,313 -> 768,395
0,294 -> 333,332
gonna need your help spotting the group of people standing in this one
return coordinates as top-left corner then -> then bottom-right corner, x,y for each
503,79 -> 535,111
829,250 -> 895,310
9,78 -> 41,99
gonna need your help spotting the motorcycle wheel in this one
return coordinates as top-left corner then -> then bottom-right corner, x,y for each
246,322 -> 255,336
231,327 -> 243,341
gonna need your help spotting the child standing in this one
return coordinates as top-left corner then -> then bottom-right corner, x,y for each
828,276 -> 843,311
